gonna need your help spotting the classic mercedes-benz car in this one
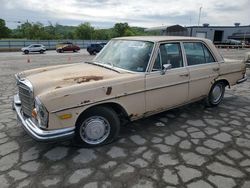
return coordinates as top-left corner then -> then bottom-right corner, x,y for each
13,36 -> 247,147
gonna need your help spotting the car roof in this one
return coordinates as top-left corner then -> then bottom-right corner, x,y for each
114,36 -> 210,43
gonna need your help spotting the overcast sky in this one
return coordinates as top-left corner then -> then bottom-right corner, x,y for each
0,0 -> 249,29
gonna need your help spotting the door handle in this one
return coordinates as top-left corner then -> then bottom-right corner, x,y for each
213,67 -> 220,71
179,73 -> 189,77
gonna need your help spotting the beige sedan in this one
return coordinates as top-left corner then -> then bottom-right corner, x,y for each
13,36 -> 247,147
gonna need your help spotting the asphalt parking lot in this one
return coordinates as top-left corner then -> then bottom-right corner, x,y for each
0,48 -> 250,188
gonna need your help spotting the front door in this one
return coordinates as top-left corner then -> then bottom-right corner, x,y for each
145,42 -> 189,114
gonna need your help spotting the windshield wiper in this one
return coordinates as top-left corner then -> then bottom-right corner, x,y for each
85,61 -> 120,73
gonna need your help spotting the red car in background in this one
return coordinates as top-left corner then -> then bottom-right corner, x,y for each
56,42 -> 80,53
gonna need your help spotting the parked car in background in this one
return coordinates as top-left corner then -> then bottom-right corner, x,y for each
13,36 -> 247,147
56,43 -> 80,53
224,39 -> 243,45
56,42 -> 73,49
87,43 -> 106,55
21,44 -> 46,54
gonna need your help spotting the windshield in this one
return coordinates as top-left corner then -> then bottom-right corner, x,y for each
94,40 -> 154,72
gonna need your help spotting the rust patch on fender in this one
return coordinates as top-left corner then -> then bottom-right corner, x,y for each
129,113 -> 138,118
106,87 -> 112,95
64,75 -> 103,84
81,100 -> 90,104
55,86 -> 62,89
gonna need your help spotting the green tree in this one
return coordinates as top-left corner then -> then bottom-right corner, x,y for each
124,29 -> 135,36
18,21 -> 32,38
93,29 -> 113,40
75,22 -> 94,39
8,20 -> 159,39
113,22 -> 130,37
0,18 -> 11,38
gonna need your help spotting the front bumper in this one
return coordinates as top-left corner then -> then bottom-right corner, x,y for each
236,74 -> 248,84
13,94 -> 75,142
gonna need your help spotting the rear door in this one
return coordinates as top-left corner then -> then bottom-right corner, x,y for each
34,45 -> 41,52
183,42 -> 219,101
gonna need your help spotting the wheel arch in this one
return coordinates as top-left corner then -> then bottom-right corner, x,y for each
75,102 -> 129,127
214,78 -> 230,88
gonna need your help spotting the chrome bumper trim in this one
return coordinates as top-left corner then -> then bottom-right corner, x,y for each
13,94 -> 75,142
236,74 -> 247,84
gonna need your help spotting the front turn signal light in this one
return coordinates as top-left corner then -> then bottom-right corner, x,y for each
59,114 -> 72,120
32,108 -> 37,118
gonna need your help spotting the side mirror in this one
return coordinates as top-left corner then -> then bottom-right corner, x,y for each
161,64 -> 172,75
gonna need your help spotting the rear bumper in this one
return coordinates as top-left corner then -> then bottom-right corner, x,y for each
236,74 -> 247,84
13,94 -> 75,142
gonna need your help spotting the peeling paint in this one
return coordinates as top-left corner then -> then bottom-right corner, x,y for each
64,75 -> 103,84
106,87 -> 112,95
129,113 -> 139,118
81,100 -> 90,104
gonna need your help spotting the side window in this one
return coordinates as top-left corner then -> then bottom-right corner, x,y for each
152,43 -> 183,71
184,42 -> 215,66
202,44 -> 215,63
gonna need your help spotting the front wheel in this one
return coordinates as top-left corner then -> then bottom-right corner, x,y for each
205,82 -> 225,107
75,106 -> 120,147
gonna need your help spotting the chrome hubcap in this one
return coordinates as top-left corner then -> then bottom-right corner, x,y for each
212,85 -> 222,103
80,116 -> 110,145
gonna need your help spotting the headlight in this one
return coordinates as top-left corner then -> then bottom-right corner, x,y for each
34,97 -> 49,129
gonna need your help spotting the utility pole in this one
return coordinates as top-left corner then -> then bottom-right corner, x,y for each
198,6 -> 202,26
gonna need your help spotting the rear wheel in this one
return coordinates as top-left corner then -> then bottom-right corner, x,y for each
205,82 -> 225,107
75,106 -> 120,147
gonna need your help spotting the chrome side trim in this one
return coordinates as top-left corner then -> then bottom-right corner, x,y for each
236,74 -> 247,84
51,80 -> 189,113
13,94 -> 74,142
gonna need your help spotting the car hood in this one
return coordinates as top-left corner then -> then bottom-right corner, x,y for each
19,63 -> 132,96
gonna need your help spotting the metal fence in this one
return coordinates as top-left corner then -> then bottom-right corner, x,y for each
0,39 -> 109,51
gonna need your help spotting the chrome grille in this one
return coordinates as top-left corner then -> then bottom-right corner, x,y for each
18,82 -> 34,117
